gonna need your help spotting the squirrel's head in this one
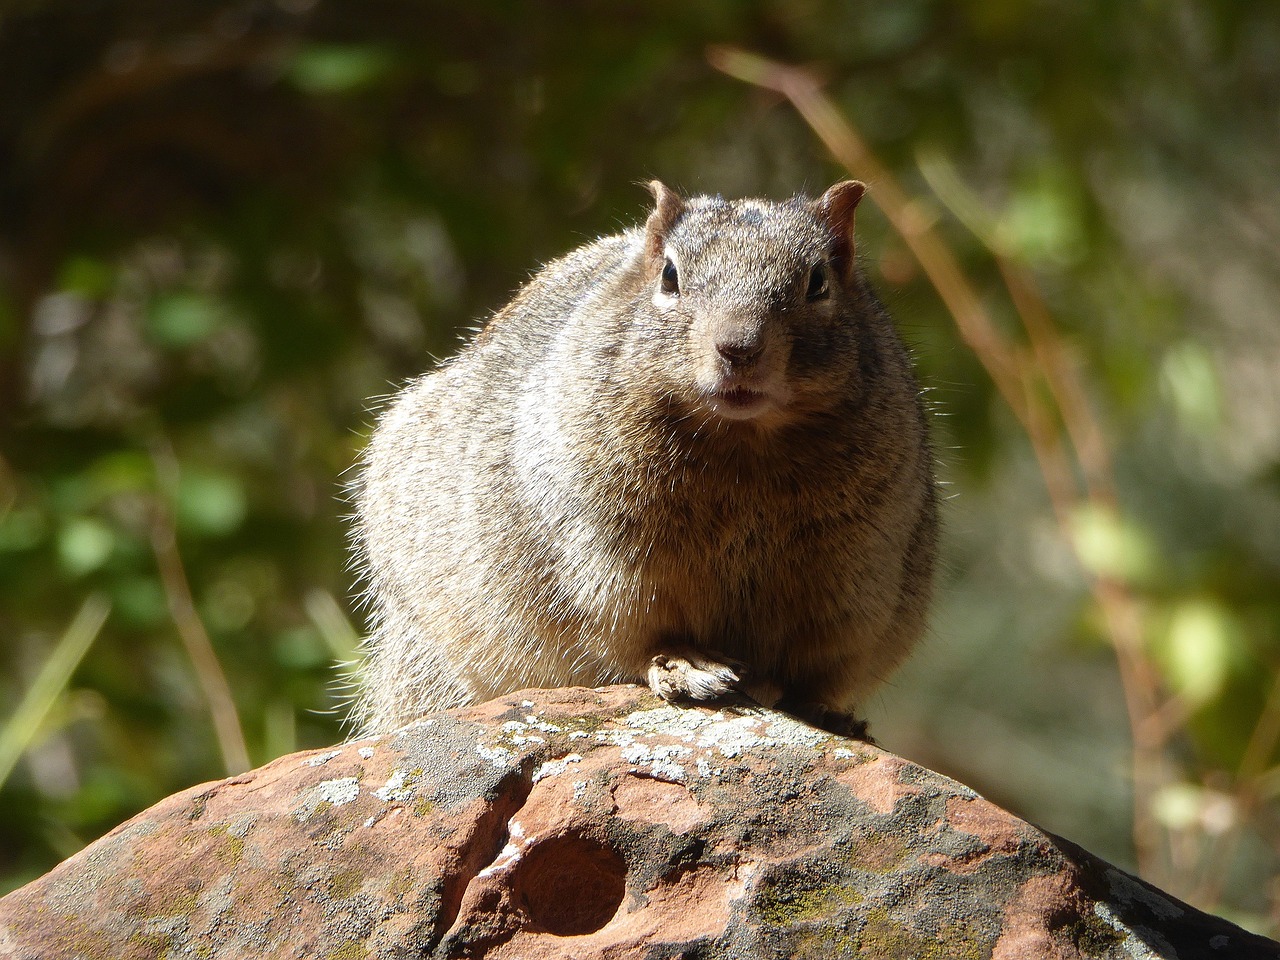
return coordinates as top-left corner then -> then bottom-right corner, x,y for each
632,180 -> 872,430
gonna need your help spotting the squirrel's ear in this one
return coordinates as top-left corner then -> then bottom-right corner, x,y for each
643,180 -> 685,270
816,180 -> 866,278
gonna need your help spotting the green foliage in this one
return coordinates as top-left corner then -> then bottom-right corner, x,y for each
0,595 -> 110,790
0,0 -> 1278,934
145,293 -> 226,349
1071,504 -> 1160,586
286,44 -> 397,95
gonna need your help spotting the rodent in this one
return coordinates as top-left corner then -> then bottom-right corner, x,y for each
349,180 -> 937,739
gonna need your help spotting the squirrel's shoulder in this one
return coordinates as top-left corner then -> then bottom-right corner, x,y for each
475,228 -> 642,347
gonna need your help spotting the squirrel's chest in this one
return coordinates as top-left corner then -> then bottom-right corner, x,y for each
534,416 -> 864,627
605,467 -> 836,589
531,448 -> 870,654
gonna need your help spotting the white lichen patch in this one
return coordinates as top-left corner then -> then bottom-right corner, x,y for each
477,744 -> 515,769
301,750 -> 342,767
294,776 -> 362,821
532,753 -> 583,783
500,716 -> 562,735
317,778 -> 360,806
373,768 -> 421,803
508,734 -> 547,746
752,712 -> 831,751
589,706 -> 840,782
622,705 -> 830,757
622,742 -> 692,781
358,747 -> 375,760
696,715 -> 784,758
623,706 -> 715,741
491,713 -> 562,748
595,727 -> 639,749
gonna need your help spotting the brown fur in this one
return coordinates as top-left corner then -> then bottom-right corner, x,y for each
350,182 -> 937,736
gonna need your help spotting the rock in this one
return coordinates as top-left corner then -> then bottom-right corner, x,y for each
0,684 -> 1274,959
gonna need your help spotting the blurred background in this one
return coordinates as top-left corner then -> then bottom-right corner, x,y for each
2,0 -> 1279,934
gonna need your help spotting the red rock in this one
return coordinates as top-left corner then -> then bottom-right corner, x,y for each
0,684 -> 1275,959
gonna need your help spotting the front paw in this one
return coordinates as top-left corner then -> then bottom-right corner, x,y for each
777,699 -> 876,744
647,650 -> 743,702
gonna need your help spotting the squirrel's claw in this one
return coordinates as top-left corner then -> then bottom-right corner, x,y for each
647,651 -> 743,702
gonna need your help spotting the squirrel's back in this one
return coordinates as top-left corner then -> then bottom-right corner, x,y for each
351,181 -> 936,737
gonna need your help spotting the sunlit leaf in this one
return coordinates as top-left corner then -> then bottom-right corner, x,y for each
1069,504 -> 1159,583
286,45 -> 394,94
1150,782 -> 1236,835
57,519 -> 115,575
1156,601 -> 1236,706
1150,782 -> 1202,831
1159,342 -> 1222,431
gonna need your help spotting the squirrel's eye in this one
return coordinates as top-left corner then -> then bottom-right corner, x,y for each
806,262 -> 829,301
661,258 -> 680,295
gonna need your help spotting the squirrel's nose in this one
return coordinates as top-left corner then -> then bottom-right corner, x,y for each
715,336 -> 765,367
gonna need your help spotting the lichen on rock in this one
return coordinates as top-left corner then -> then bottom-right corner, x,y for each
0,685 -> 1275,959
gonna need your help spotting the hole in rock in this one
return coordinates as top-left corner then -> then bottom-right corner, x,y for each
513,833 -> 626,936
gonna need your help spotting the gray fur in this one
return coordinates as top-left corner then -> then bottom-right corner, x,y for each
349,182 -> 937,736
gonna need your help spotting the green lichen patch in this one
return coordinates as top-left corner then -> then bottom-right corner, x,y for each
328,868 -> 366,899
853,908 -> 988,960
165,886 -> 200,916
788,926 -> 862,960
386,867 -> 416,902
200,823 -> 245,866
1069,907 -> 1126,955
564,712 -> 611,735
127,930 -> 173,957
324,939 -> 369,960
752,874 -> 863,927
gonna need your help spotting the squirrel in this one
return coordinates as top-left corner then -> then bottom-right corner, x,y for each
349,180 -> 937,739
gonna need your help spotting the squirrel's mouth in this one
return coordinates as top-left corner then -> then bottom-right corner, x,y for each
720,386 -> 764,407
706,385 -> 773,420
